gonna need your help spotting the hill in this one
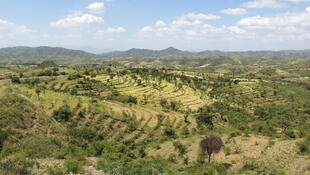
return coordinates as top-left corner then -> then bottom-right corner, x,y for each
1,63 -> 310,174
197,50 -> 310,59
104,48 -> 310,59
1,46 -> 310,66
0,46 -> 97,64
102,47 -> 193,58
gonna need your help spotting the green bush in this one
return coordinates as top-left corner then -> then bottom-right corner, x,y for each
224,146 -> 231,156
53,104 -> 72,122
22,137 -> 62,158
55,144 -> 86,160
163,126 -> 176,138
181,126 -> 190,136
46,163 -> 65,175
284,130 -> 296,139
98,158 -> 173,175
0,129 -> 7,151
0,153 -> 35,175
10,76 -> 21,83
173,141 -> 187,157
185,161 -> 228,175
240,158 -> 285,175
297,136 -> 310,155
64,159 -> 82,174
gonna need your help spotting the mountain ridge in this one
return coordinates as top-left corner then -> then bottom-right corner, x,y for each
1,46 -> 310,61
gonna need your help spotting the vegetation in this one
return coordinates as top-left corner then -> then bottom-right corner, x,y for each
1,54 -> 310,174
200,135 -> 224,162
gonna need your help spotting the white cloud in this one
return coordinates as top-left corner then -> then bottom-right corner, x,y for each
50,13 -> 104,28
287,0 -> 310,3
228,26 -> 246,34
0,19 -> 13,26
139,13 -> 225,40
0,18 -> 32,33
155,21 -> 166,27
182,13 -> 221,20
307,6 -> 310,12
237,12 -> 310,27
141,26 -> 153,32
87,2 -> 105,14
242,0 -> 287,8
96,27 -> 126,34
0,18 -> 37,47
138,9 -> 310,49
221,8 -> 247,16
234,11 -> 310,41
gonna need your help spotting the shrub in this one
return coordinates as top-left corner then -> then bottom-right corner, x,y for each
173,141 -> 187,157
185,161 -> 228,175
160,98 -> 168,108
240,158 -> 285,175
100,158 -> 170,175
196,110 -> 214,129
297,136 -> 310,155
10,76 -> 21,84
22,137 -> 62,158
68,73 -> 82,80
128,96 -> 137,104
46,164 -> 65,175
155,114 -> 165,129
53,104 -> 72,122
0,153 -> 35,175
224,146 -> 231,156
284,130 -> 296,139
168,153 -> 177,163
64,159 -> 81,174
163,126 -> 176,138
0,129 -> 7,151
181,126 -> 190,136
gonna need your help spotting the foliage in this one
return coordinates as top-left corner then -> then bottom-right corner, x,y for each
163,126 -> 176,138
200,135 -> 224,162
173,141 -> 187,157
53,104 -> 72,122
224,146 -> 231,156
98,157 -> 172,175
64,159 -> 82,174
240,158 -> 285,175
296,136 -> 310,155
10,76 -> 21,83
0,129 -> 7,151
21,137 -> 62,158
0,153 -> 35,175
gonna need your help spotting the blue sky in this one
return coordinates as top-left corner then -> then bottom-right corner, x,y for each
0,0 -> 310,52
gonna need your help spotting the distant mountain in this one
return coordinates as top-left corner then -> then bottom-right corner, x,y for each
1,46 -> 310,65
0,46 -> 96,62
103,47 -> 310,59
102,47 -> 192,58
197,50 -> 310,59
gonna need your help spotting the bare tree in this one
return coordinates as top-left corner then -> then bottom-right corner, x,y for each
200,134 -> 224,162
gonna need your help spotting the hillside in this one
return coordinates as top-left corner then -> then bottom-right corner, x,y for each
102,47 -> 192,58
1,46 -> 310,65
104,47 -> 310,59
198,50 -> 310,59
0,46 -> 97,64
1,63 -> 310,174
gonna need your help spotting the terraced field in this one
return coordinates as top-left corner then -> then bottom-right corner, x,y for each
93,74 -> 210,111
